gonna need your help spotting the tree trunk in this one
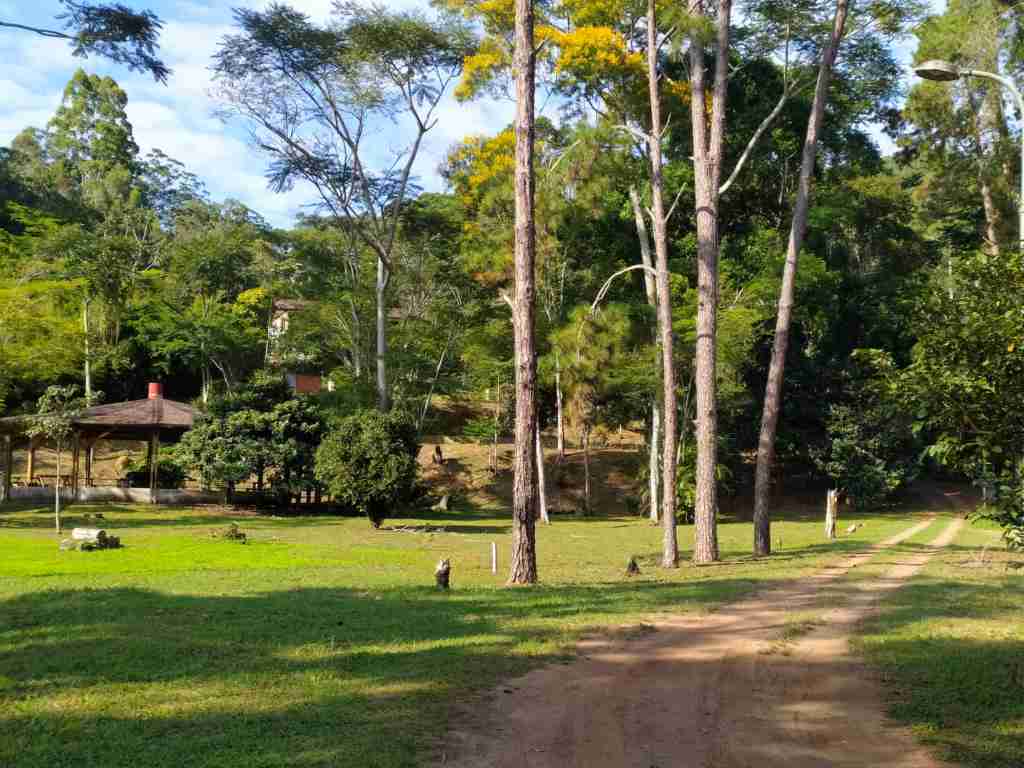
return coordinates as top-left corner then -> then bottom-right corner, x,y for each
536,420 -> 549,523
554,354 -> 565,461
646,0 -> 679,567
82,299 -> 91,401
507,0 -> 539,585
753,0 -> 849,557
648,402 -> 661,523
688,0 -> 732,564
629,186 -> 658,306
630,185 -> 662,525
583,425 -> 591,515
376,256 -> 390,411
54,447 -> 62,534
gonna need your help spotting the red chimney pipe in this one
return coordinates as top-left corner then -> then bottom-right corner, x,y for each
148,382 -> 163,400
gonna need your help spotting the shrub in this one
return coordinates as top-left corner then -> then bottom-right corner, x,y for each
315,409 -> 420,527
461,415 -> 501,443
124,456 -> 187,489
814,350 -> 917,510
972,461 -> 1024,550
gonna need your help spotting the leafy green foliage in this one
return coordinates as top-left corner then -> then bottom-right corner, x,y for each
815,351 -> 917,510
972,461 -> 1024,550
315,409 -> 420,527
174,372 -> 327,502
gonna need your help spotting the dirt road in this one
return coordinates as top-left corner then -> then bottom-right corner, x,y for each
440,515 -> 965,768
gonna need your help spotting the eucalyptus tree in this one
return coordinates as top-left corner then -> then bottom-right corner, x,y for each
213,2 -> 475,412
0,0 -> 169,82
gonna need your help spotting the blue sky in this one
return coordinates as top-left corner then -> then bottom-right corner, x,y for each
0,1 -> 941,229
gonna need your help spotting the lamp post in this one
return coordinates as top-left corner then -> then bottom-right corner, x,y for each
915,59 -> 1024,252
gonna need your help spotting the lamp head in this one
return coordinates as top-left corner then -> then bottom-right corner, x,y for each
914,60 -> 961,82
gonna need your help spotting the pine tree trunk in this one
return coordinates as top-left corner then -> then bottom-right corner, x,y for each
753,0 -> 849,557
688,0 -> 733,564
376,257 -> 390,411
646,0 -> 679,567
507,0 -> 539,585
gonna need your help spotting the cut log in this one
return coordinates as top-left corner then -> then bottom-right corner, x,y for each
71,527 -> 107,543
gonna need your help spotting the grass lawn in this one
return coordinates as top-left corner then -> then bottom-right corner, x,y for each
1,500 -> 934,767
853,519 -> 1024,768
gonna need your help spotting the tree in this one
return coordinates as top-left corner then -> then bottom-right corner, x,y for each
0,1 -> 169,82
552,303 -> 634,514
26,384 -> 87,533
904,0 -> 1023,254
213,1 -> 475,411
315,409 -> 420,527
814,350 -> 917,510
752,0 -> 851,557
687,0 -> 733,565
507,0 -> 539,585
644,0 -> 680,567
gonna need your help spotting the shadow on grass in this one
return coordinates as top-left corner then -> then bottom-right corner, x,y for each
856,575 -> 1024,768
0,576 -> 775,768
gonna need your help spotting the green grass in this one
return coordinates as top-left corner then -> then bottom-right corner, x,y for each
853,520 -> 1024,768
0,501 -> 933,767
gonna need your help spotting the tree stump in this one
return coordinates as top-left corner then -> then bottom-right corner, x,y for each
825,489 -> 838,540
435,558 -> 451,589
72,528 -> 107,545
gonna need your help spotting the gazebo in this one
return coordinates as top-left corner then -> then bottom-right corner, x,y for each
1,383 -> 200,504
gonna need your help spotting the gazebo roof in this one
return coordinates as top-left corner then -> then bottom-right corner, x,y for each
0,385 -> 200,438
74,396 -> 198,430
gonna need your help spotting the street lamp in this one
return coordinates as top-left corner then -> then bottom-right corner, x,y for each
915,59 -> 1024,252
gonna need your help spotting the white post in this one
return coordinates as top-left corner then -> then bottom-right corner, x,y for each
825,489 -> 838,540
491,541 -> 497,574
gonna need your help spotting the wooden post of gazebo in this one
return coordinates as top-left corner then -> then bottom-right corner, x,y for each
149,431 -> 160,505
1,434 -> 12,503
25,435 -> 39,485
71,433 -> 81,500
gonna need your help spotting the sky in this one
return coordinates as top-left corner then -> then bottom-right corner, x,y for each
0,0 -> 942,229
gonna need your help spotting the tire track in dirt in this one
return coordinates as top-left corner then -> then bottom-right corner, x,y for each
439,514 -> 965,768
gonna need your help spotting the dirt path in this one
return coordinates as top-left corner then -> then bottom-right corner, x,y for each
440,515 -> 966,768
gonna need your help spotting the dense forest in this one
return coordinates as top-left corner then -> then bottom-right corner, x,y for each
2,0 -> 1023,567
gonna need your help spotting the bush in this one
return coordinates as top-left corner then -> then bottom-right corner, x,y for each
124,456 -> 187,489
461,415 -> 501,443
315,409 -> 420,527
814,350 -> 917,511
972,461 -> 1024,550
